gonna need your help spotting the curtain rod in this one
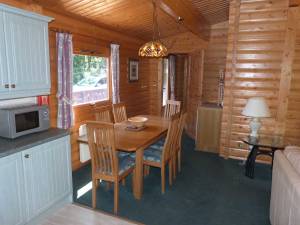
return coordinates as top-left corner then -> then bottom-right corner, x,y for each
49,28 -> 102,54
49,27 -> 113,45
49,27 -> 72,34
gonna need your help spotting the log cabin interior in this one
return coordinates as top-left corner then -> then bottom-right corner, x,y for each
0,0 -> 300,224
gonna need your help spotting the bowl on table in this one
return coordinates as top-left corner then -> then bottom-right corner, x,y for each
128,116 -> 148,128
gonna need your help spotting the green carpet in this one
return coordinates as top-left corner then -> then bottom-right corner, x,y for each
72,134 -> 272,225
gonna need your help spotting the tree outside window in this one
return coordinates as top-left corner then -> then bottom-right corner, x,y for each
72,54 -> 109,105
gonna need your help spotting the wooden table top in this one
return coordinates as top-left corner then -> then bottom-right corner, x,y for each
77,115 -> 169,152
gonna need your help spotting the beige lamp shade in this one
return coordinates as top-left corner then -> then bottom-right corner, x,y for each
242,97 -> 271,118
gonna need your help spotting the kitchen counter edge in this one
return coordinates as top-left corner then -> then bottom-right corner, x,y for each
0,128 -> 70,158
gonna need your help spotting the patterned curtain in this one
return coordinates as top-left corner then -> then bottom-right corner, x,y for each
56,32 -> 73,129
111,44 -> 120,104
168,54 -> 176,100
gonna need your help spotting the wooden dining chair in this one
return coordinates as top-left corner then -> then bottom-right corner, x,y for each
164,100 -> 181,118
86,121 -> 135,214
112,102 -> 128,123
175,112 -> 187,175
143,113 -> 180,194
94,105 -> 114,123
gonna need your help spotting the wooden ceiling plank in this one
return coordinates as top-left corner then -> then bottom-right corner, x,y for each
290,0 -> 300,6
71,0 -> 126,15
61,0 -> 86,8
65,0 -> 99,11
156,0 -> 209,41
68,0 -> 107,13
91,3 -> 150,19
82,0 -> 144,18
188,0 -> 229,25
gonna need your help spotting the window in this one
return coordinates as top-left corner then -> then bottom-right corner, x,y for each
73,54 -> 109,105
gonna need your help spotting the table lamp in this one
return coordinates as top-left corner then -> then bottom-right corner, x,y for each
242,97 -> 271,138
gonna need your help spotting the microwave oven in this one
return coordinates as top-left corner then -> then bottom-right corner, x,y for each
0,105 -> 50,139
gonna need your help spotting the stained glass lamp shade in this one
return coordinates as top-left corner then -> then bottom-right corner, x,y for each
138,41 -> 167,57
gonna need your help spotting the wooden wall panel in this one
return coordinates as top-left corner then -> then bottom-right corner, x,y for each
286,7 -> 300,145
219,0 -> 300,162
186,51 -> 205,138
202,21 -> 228,103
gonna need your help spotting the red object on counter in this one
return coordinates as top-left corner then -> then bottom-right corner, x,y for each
37,96 -> 49,105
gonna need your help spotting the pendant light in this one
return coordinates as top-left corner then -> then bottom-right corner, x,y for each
138,0 -> 167,57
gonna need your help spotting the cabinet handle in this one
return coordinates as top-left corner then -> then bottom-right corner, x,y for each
4,84 -> 9,88
24,154 -> 30,158
11,84 -> 16,88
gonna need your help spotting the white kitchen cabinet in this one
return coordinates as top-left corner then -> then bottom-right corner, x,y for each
0,10 -> 9,94
22,136 -> 72,221
0,153 -> 26,225
0,4 -> 53,100
0,135 -> 72,225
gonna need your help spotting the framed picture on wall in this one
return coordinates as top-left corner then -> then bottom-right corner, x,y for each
128,59 -> 139,82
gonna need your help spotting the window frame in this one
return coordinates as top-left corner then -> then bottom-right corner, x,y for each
72,52 -> 112,108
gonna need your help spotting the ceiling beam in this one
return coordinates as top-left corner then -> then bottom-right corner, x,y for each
161,31 -> 208,54
156,0 -> 209,41
290,0 -> 300,6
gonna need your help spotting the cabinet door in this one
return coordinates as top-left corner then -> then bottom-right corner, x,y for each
4,12 -> 50,93
0,153 -> 26,225
22,136 -> 72,220
0,10 -> 9,94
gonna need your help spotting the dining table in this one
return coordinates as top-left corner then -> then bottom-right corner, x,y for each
77,115 -> 169,200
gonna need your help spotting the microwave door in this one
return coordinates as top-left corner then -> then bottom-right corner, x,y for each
15,111 -> 40,134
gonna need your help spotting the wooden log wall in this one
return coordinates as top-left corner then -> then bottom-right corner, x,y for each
2,0 -> 153,170
220,0 -> 300,161
285,7 -> 300,146
202,22 -> 229,104
186,51 -> 205,138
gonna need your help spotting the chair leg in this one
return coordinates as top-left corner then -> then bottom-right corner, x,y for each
161,165 -> 166,194
92,178 -> 97,209
143,165 -> 149,177
178,150 -> 181,172
114,181 -> 119,214
169,161 -> 173,186
121,178 -> 126,186
172,156 -> 177,180
132,170 -> 135,192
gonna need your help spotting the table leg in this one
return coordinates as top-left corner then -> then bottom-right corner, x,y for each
133,148 -> 144,200
245,145 -> 258,178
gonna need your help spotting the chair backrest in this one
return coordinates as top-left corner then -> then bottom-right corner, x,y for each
86,121 -> 118,176
164,100 -> 181,118
161,113 -> 180,161
177,112 -> 187,149
94,105 -> 113,123
112,103 -> 127,123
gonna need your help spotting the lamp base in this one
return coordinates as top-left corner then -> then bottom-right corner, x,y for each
249,117 -> 261,138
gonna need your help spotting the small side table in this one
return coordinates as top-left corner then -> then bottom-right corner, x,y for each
241,136 -> 286,178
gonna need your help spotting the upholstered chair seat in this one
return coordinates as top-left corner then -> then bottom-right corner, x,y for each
118,155 -> 135,175
143,148 -> 162,163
